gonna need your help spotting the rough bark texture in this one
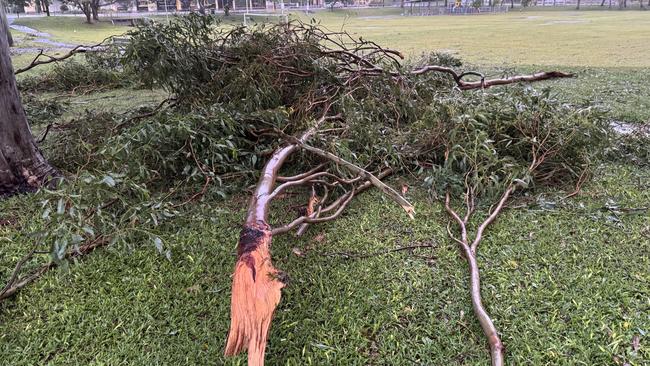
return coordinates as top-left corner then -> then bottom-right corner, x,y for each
1,6 -> 11,47
0,7 -> 57,197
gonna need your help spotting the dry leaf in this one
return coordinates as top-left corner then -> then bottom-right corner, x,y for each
186,284 -> 201,294
401,184 -> 409,195
292,247 -> 304,257
313,232 -> 326,243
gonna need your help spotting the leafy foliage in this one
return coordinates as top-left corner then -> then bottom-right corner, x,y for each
18,55 -> 129,93
9,16 -> 609,295
415,88 -> 608,199
22,94 -> 67,127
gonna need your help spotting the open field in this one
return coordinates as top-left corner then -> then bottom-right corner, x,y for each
10,9 -> 650,67
9,10 -> 650,122
2,9 -> 649,366
299,8 -> 650,67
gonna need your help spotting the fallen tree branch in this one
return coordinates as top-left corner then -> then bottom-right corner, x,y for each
113,97 -> 176,132
410,66 -> 573,90
0,236 -> 108,302
444,191 -> 505,366
0,243 -> 39,299
291,141 -> 415,219
225,111 -> 338,365
14,36 -> 113,75
275,169 -> 393,236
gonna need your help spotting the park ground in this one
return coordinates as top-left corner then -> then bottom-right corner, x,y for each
1,8 -> 649,365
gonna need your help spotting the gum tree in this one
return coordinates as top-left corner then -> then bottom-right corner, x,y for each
0,6 -> 56,197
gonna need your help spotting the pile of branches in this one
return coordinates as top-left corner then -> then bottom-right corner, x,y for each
6,14 -> 606,366
119,16 -> 600,366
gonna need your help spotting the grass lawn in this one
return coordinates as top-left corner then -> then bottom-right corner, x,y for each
298,8 -> 650,67
10,10 -> 650,122
11,16 -> 131,44
2,9 -> 649,366
1,163 -> 648,365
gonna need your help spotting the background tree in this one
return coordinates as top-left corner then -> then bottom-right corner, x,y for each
0,6 -> 57,196
64,0 -> 117,23
1,2 -> 12,46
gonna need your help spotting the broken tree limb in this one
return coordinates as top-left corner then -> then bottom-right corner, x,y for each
14,37 -> 113,75
225,112 -> 338,365
276,163 -> 327,182
225,115 -> 403,365
410,66 -> 573,90
291,141 -> 415,219
284,169 -> 393,236
0,235 -> 108,302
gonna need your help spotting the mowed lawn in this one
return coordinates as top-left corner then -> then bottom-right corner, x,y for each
10,9 -> 650,67
302,8 -> 650,67
2,9 -> 649,366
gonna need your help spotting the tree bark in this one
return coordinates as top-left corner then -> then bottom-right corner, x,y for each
81,3 -> 93,24
44,0 -> 51,16
1,6 -> 12,47
0,7 -> 57,197
91,2 -> 99,21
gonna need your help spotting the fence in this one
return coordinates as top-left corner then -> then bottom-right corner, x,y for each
406,3 -> 509,15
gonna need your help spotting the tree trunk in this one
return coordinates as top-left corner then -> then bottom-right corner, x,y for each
44,0 -> 51,16
81,3 -> 93,24
1,6 -> 12,47
91,5 -> 99,21
600,0 -> 605,5
0,7 -> 57,197
576,0 -> 580,9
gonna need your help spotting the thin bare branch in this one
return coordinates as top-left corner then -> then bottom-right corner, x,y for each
14,36 -> 114,75
277,163 -> 327,182
293,141 -> 415,219
470,184 -> 515,254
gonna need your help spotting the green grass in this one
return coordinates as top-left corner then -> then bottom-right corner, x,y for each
9,10 -> 650,67
9,11 -> 650,122
297,9 -> 650,67
11,17 -> 131,44
2,10 -> 649,366
1,164 -> 648,365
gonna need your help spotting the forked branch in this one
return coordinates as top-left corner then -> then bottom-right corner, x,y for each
14,37 -> 113,75
444,191 -> 505,366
